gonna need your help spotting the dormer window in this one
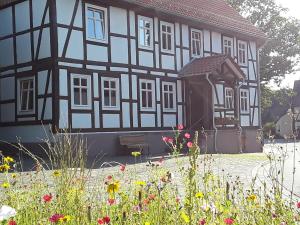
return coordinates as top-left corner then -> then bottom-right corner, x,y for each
85,4 -> 108,43
160,21 -> 174,53
138,16 -> 153,50
191,29 -> 202,58
238,40 -> 247,65
223,36 -> 233,57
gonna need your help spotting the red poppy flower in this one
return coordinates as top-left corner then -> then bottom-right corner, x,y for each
120,164 -> 126,172
107,175 -> 112,180
107,199 -> 115,205
148,194 -> 156,200
297,201 -> 300,208
8,220 -> 17,225
199,219 -> 206,225
49,214 -> 64,223
98,219 -> 104,224
224,218 -> 234,225
103,216 -> 110,224
43,194 -> 52,203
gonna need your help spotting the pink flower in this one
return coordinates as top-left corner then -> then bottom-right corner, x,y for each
120,164 -> 126,172
184,133 -> 191,139
107,175 -> 112,180
43,194 -> 52,203
297,201 -> 300,208
49,214 -> 64,223
187,142 -> 193,148
176,197 -> 180,203
8,220 -> 17,225
224,218 -> 234,225
162,136 -> 169,142
177,124 -> 184,130
107,199 -> 115,205
199,219 -> 206,225
168,138 -> 174,144
98,216 -> 110,224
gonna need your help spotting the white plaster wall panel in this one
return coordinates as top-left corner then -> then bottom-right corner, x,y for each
211,32 -> 222,53
122,102 -> 131,128
249,42 -> 257,60
139,51 -> 154,68
177,80 -> 182,102
93,73 -> 99,98
215,84 -> 224,104
163,114 -> 176,127
59,100 -> 69,128
203,30 -> 211,52
157,103 -> 161,127
241,68 -> 248,79
178,105 -> 183,125
66,30 -> 84,60
249,88 -> 257,106
110,7 -> 127,35
38,98 -> 52,120
74,0 -> 83,28
110,67 -> 128,72
175,23 -> 180,46
38,70 -> 49,95
0,77 -> 14,101
0,7 -> 13,37
131,75 -> 137,100
155,44 -> 160,68
94,101 -> 100,128
72,113 -> 92,129
17,66 -> 32,73
181,25 -> 189,48
253,108 -> 259,126
103,114 -> 120,128
87,44 -> 108,62
156,78 -> 160,101
248,61 -> 257,80
111,37 -> 128,64
0,103 -> 14,122
32,0 -> 49,27
131,103 -> 138,127
57,27 -> 68,57
161,55 -> 175,70
141,114 -> 155,127
56,0 -> 74,25
16,33 -> 32,64
129,11 -> 135,37
154,18 -> 159,42
176,48 -> 182,71
130,39 -> 136,65
240,115 -> 249,127
34,28 -> 51,59
121,74 -> 129,99
59,69 -> 68,96
182,49 -> 190,67
15,1 -> 30,32
86,65 -> 106,71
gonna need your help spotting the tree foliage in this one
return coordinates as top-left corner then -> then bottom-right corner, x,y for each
227,0 -> 300,85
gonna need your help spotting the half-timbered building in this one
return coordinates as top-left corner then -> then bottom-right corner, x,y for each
0,0 -> 267,155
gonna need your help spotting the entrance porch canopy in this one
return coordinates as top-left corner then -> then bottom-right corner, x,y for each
179,55 -> 246,81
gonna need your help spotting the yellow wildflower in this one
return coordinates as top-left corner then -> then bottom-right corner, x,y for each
11,173 -> 17,179
145,222 -> 151,225
53,170 -> 61,177
247,194 -> 257,201
131,151 -> 141,157
107,181 -> 120,194
180,211 -> 190,223
135,181 -> 146,186
4,156 -> 14,163
1,182 -> 10,189
59,215 -> 71,222
195,191 -> 204,199
0,164 -> 10,172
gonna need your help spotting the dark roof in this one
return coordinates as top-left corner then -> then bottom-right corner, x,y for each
179,55 -> 246,81
1,0 -> 267,46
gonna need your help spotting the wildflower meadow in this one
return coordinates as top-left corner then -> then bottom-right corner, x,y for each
0,126 -> 300,224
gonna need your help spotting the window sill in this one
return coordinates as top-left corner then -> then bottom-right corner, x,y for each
86,37 -> 108,44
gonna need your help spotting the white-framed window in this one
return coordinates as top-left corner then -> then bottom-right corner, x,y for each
238,40 -> 247,65
162,82 -> 176,112
225,87 -> 234,109
18,77 -> 35,114
71,74 -> 92,109
240,89 -> 249,113
223,36 -> 233,57
191,29 -> 202,57
160,21 -> 174,53
138,15 -> 153,50
101,77 -> 120,110
85,4 -> 108,43
140,79 -> 155,111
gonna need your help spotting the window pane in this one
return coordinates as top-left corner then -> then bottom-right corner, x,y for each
148,92 -> 152,108
74,78 -> 80,86
104,80 -> 109,88
88,19 -> 95,38
87,9 -> 93,18
170,93 -> 174,109
28,90 -> 34,110
139,27 -> 145,45
141,82 -> 146,89
22,81 -> 29,90
167,34 -> 171,50
82,89 -> 88,105
74,88 -> 80,105
29,80 -> 34,89
164,93 -> 168,108
162,25 -> 166,32
147,83 -> 152,90
142,91 -> 147,107
95,21 -> 104,40
111,90 -> 116,106
104,90 -> 110,106
167,26 -> 171,33
81,78 -> 87,87
162,33 -> 167,49
145,29 -> 151,46
94,10 -> 101,20
110,81 -> 116,89
21,91 -> 28,110
164,85 -> 168,91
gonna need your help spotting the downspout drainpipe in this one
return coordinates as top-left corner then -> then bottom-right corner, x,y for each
237,80 -> 244,153
205,73 -> 218,153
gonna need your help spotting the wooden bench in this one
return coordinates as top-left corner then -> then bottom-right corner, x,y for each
119,134 -> 149,155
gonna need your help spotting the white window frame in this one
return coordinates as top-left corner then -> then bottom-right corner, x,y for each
17,76 -> 35,115
101,77 -> 120,110
223,36 -> 233,57
71,74 -> 92,110
138,15 -> 154,50
139,79 -> 156,112
162,82 -> 176,112
160,21 -> 175,54
190,28 -> 203,58
85,4 -> 108,43
238,40 -> 247,66
225,87 -> 234,109
240,89 -> 249,113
